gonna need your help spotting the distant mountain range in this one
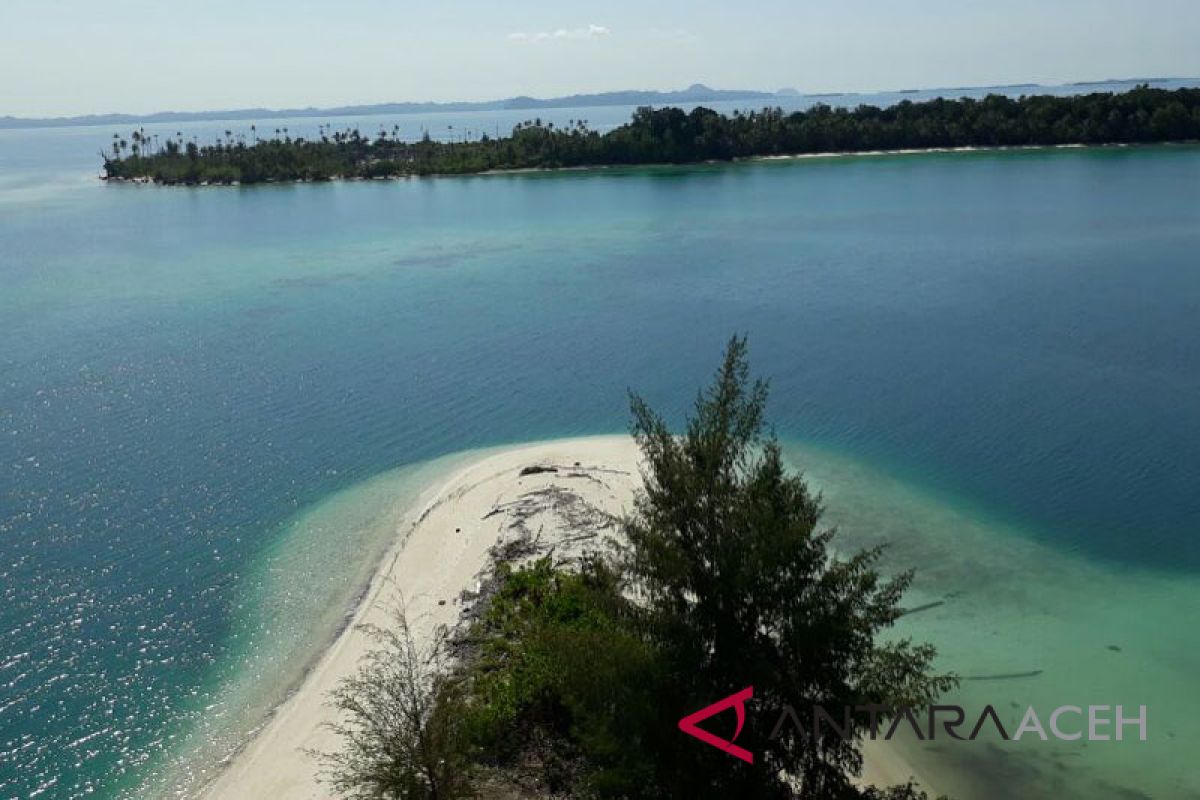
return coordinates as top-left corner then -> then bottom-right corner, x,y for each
1,79 -> 1191,130
0,84 -> 776,130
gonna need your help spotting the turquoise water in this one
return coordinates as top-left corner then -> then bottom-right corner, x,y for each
1,109 -> 1199,799
797,443 -> 1200,799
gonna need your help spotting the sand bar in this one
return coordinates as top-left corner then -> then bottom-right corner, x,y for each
201,435 -> 932,798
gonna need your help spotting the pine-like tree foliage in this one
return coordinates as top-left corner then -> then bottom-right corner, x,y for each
625,336 -> 955,798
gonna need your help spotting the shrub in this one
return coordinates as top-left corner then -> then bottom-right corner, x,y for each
318,613 -> 471,800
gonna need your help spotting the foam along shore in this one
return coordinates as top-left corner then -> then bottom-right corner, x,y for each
200,435 -> 934,799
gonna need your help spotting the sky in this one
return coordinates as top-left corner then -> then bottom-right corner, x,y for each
2,0 -> 1199,118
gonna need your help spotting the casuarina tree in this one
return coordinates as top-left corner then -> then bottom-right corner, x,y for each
624,335 -> 954,798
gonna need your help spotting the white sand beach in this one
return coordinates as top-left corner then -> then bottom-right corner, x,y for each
201,435 -> 933,799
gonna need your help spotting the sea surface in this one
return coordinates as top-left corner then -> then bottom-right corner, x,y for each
1,88 -> 1199,799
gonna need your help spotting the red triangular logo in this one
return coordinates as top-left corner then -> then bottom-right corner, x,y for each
678,686 -> 754,763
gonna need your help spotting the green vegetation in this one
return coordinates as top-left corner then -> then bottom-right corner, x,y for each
321,616 -> 471,800
102,86 -> 1200,184
322,338 -> 954,799
621,337 -> 954,797
460,558 -> 669,797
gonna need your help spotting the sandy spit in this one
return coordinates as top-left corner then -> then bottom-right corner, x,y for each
201,435 -> 934,798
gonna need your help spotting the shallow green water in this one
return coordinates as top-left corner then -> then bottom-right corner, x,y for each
795,443 -> 1200,799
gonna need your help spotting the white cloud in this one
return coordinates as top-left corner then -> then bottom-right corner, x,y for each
508,24 -> 610,43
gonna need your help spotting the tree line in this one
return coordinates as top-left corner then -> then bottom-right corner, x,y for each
102,86 -> 1200,184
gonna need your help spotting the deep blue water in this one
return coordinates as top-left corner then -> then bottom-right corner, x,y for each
1,100 -> 1199,798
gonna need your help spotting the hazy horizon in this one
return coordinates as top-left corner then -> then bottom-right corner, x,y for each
3,75 -> 1198,123
3,0 -> 1199,118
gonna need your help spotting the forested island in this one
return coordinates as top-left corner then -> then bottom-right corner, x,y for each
101,86 -> 1200,185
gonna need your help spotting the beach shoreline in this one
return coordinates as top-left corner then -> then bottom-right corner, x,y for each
199,435 -> 936,799
99,140 -> 1200,187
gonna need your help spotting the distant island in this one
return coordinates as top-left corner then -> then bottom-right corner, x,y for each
101,86 -> 1200,185
8,77 -> 1194,131
4,84 -> 773,131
